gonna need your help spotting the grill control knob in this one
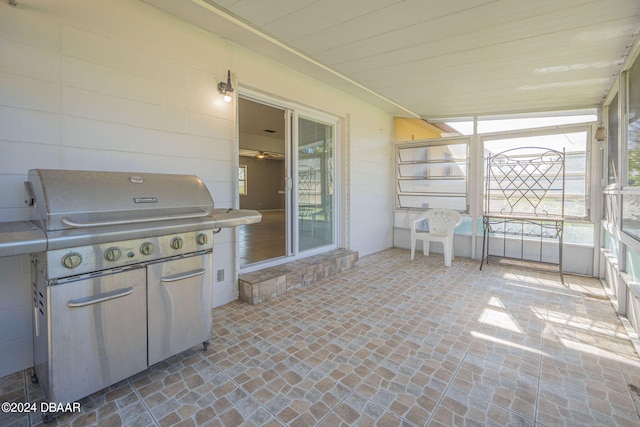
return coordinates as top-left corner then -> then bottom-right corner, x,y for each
104,247 -> 122,262
170,237 -> 184,250
140,242 -> 154,256
196,233 -> 208,245
61,252 -> 82,269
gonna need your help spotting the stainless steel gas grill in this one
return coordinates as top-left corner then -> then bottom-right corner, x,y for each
25,169 -> 260,419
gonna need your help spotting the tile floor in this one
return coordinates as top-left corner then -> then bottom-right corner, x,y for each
2,248 -> 640,426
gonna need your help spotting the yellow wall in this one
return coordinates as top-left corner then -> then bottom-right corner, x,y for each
393,117 -> 442,142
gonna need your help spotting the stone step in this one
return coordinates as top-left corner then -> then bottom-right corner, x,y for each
238,248 -> 359,305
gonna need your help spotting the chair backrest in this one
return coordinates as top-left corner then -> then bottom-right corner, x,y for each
424,208 -> 462,235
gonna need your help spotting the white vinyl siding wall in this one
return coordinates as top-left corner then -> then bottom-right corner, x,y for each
0,0 -> 395,377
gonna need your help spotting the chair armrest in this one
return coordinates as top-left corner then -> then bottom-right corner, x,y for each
411,215 -> 429,232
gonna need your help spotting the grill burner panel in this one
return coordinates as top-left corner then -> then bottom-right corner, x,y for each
46,228 -> 213,280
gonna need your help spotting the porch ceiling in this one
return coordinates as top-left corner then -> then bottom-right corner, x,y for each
143,0 -> 640,118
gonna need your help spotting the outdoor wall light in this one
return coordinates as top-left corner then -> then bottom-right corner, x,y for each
218,70 -> 234,103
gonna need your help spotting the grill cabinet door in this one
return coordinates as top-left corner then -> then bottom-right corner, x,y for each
47,268 -> 147,404
147,253 -> 212,366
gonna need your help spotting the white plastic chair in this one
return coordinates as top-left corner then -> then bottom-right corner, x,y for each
410,208 -> 462,267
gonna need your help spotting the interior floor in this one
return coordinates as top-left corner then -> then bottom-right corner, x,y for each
238,210 -> 333,267
3,248 -> 640,426
239,211 -> 286,266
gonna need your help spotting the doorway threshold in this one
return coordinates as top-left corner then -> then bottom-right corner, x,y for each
238,248 -> 358,305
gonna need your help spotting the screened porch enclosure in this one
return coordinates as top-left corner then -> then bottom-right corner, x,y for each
393,118 -> 595,278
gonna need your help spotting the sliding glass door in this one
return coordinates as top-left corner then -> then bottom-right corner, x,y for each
238,96 -> 338,270
296,115 -> 335,252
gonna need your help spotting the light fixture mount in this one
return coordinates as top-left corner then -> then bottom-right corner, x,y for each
218,70 -> 233,103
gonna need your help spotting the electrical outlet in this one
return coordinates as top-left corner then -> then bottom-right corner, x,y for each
216,269 -> 224,282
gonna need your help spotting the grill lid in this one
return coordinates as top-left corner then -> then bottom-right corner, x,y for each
26,169 -> 215,232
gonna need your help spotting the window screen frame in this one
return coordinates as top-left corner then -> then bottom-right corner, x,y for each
395,137 -> 470,212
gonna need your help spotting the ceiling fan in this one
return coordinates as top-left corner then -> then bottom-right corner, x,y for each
239,149 -> 284,160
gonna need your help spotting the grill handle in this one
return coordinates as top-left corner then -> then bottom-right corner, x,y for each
67,287 -> 134,308
60,209 -> 211,228
160,268 -> 205,283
